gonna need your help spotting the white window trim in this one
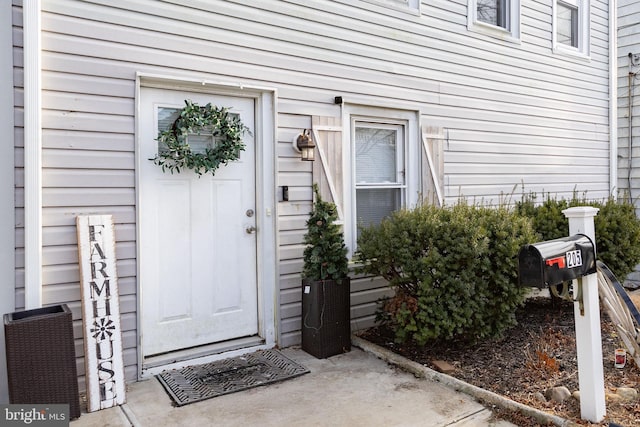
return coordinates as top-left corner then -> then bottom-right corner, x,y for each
361,0 -> 421,15
342,105 -> 420,257
552,0 -> 591,59
467,0 -> 521,43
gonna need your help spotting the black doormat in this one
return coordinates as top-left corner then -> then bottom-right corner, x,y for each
156,349 -> 309,406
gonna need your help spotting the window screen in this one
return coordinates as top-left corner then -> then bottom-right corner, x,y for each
356,188 -> 401,229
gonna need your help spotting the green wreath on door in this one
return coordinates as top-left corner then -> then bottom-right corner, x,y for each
151,100 -> 250,176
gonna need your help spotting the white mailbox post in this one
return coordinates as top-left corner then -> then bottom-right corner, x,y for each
563,206 -> 606,422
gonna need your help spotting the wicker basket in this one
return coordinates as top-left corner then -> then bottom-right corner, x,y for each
301,278 -> 351,358
4,304 -> 81,419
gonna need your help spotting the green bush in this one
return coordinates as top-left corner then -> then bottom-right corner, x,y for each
515,192 -> 569,240
515,193 -> 640,278
356,202 -> 536,345
592,198 -> 640,278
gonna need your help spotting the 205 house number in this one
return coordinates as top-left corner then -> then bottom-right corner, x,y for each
566,250 -> 583,268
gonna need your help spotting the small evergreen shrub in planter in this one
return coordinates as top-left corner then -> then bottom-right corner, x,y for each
515,193 -> 640,279
356,202 -> 536,345
301,184 -> 351,358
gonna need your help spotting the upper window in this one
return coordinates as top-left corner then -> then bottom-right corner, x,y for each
557,2 -> 578,47
361,0 -> 420,14
477,0 -> 509,28
553,0 -> 590,57
468,0 -> 521,42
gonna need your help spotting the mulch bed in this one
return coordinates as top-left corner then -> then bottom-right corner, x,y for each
358,296 -> 640,426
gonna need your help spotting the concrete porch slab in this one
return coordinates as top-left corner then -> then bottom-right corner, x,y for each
71,347 -> 516,427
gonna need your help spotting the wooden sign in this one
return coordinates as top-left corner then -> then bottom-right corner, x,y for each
76,215 -> 126,412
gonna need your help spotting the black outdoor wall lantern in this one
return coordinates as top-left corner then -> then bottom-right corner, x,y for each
293,129 -> 315,161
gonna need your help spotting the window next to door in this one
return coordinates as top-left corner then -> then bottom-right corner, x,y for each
467,0 -> 521,42
354,122 -> 406,238
345,108 -> 420,256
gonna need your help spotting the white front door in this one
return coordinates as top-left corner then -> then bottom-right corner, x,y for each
139,87 -> 258,358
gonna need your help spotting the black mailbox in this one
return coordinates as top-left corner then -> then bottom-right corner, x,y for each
518,234 -> 596,288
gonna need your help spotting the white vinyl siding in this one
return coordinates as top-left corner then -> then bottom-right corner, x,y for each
11,0 -> 612,374
617,0 -> 640,213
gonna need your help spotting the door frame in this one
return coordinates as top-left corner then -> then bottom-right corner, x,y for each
135,73 -> 278,379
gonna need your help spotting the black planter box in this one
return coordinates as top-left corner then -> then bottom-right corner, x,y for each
301,278 -> 351,358
4,304 -> 81,419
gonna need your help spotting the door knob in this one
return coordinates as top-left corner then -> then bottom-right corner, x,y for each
246,226 -> 257,234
